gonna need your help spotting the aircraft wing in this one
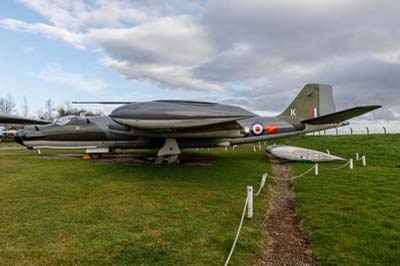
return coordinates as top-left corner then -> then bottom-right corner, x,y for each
0,114 -> 52,125
301,105 -> 381,125
72,101 -> 134,105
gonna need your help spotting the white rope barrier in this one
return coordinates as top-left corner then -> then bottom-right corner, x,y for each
319,160 -> 351,170
224,194 -> 249,266
224,173 -> 268,266
268,164 -> 316,181
247,186 -> 253,219
355,155 -> 367,166
224,152 -> 367,265
254,174 -> 267,196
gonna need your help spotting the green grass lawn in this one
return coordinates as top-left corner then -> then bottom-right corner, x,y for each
277,134 -> 400,266
0,140 -> 20,146
0,146 -> 271,266
0,134 -> 399,266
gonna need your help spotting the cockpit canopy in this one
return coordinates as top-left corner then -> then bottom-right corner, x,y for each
55,115 -> 78,126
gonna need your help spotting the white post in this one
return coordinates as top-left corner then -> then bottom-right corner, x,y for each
356,153 -> 359,160
261,174 -> 267,189
37,149 -> 41,155
315,163 -> 319,175
362,155 -> 366,166
224,147 -> 228,152
349,158 -> 354,170
264,141 -> 266,147
253,146 -> 256,152
258,142 -> 261,151
247,186 -> 253,219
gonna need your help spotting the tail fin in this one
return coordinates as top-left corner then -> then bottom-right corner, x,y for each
279,84 -> 336,122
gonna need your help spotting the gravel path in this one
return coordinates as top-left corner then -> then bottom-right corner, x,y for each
257,158 -> 318,266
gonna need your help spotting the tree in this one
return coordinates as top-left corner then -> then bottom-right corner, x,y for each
56,102 -> 103,118
0,94 -> 16,115
21,97 -> 29,117
43,99 -> 55,120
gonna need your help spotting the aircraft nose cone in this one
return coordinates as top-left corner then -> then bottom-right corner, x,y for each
14,130 -> 24,145
110,105 -> 132,119
265,145 -> 274,153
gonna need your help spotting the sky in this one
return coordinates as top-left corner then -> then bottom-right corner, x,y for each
0,0 -> 399,127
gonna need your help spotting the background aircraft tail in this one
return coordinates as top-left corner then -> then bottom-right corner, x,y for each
278,83 -> 336,122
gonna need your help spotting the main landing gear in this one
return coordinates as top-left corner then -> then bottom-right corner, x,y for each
156,138 -> 181,164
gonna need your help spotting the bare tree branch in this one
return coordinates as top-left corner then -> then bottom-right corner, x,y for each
21,97 -> 29,117
0,94 -> 17,115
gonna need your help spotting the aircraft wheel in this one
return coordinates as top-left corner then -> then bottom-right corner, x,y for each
156,154 -> 179,164
90,153 -> 102,159
166,154 -> 179,164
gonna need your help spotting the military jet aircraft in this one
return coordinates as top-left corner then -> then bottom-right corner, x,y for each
2,84 -> 380,163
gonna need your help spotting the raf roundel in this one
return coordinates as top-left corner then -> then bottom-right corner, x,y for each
251,123 -> 264,136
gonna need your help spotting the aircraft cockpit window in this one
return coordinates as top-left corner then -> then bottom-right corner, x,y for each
55,115 -> 78,126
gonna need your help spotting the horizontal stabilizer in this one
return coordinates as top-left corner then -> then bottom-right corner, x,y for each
0,115 -> 52,125
301,105 -> 381,125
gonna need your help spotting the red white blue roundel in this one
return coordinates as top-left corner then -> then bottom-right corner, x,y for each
251,123 -> 264,136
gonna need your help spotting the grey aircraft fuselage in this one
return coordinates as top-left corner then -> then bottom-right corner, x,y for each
15,114 -> 298,150
11,84 -> 381,162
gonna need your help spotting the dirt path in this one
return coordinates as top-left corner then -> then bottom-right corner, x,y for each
257,158 -> 318,266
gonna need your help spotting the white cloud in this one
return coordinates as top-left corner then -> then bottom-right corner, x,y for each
0,18 -> 84,48
1,0 -> 400,120
32,63 -> 109,93
18,0 -> 150,30
0,2 -> 224,93
98,56 -> 129,70
87,16 -> 214,65
92,15 -> 224,92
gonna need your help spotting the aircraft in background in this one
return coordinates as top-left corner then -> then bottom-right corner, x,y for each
0,126 -> 4,142
0,84 -> 380,163
0,126 -> 20,142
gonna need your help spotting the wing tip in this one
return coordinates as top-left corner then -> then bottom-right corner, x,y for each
359,105 -> 382,110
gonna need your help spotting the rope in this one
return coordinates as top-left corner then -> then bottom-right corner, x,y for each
224,196 -> 249,266
224,172 -> 268,265
268,164 -> 316,181
319,160 -> 350,170
223,154 -> 362,265
291,165 -> 316,179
